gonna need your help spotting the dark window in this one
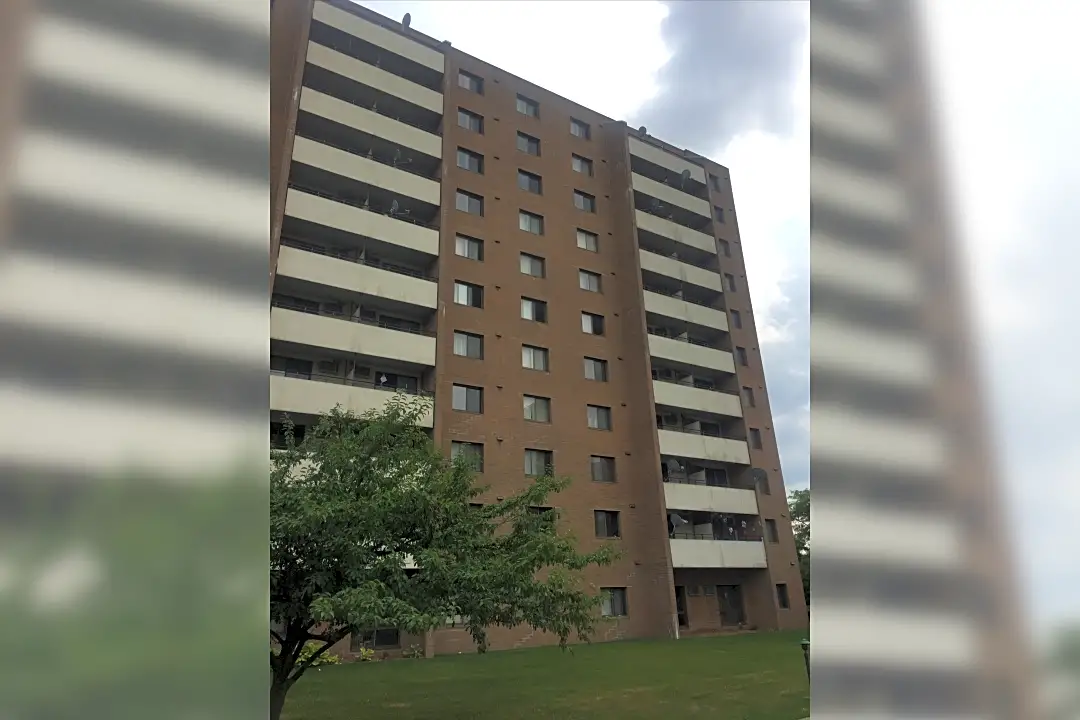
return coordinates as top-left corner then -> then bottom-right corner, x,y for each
524,449 -> 553,476
457,148 -> 483,174
453,331 -> 483,359
736,346 -> 749,366
714,205 -> 725,223
749,428 -> 763,449
350,628 -> 400,651
451,441 -> 484,472
587,404 -> 612,430
590,456 -> 616,483
453,281 -> 483,308
584,357 -> 608,381
570,118 -> 591,139
572,154 -> 593,176
765,519 -> 779,543
724,273 -> 737,292
456,190 -> 484,215
458,108 -> 483,133
594,510 -> 621,538
710,174 -> 722,191
458,70 -> 483,94
516,94 -> 539,118
730,309 -> 742,329
719,239 -> 731,257
518,170 -> 543,194
742,386 -> 755,407
581,312 -> 604,335
776,583 -> 790,609
517,132 -> 541,156
454,234 -> 483,261
452,384 -> 483,413
573,190 -> 596,213
519,253 -> 545,278
521,297 -> 548,322
600,587 -> 627,617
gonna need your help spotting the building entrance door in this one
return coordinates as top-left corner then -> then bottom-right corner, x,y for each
674,586 -> 689,628
717,585 -> 745,626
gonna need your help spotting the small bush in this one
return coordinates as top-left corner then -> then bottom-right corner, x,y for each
356,647 -> 377,662
402,644 -> 425,659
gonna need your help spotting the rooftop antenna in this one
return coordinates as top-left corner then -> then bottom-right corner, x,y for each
402,13 -> 411,29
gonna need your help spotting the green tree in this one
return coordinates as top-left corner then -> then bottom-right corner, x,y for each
787,488 -> 809,607
270,396 -> 616,720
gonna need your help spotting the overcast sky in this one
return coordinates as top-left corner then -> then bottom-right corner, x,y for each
355,0 -> 1079,631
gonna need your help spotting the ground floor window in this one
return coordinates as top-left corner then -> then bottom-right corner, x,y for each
600,587 -> 628,617
350,628 -> 401,651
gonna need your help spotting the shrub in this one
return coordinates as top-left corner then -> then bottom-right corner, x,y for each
402,644 -> 425,659
356,647 -> 377,663
272,642 -> 341,667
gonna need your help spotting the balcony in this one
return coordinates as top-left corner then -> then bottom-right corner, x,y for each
635,210 -> 716,255
664,481 -> 758,516
283,188 -> 439,256
638,248 -> 722,292
644,289 -> 727,332
312,1 -> 445,75
657,426 -> 750,465
628,136 -> 706,185
270,372 -> 434,427
669,539 -> 767,569
648,333 -> 734,374
652,379 -> 742,418
299,88 -> 442,160
291,136 -> 440,206
631,172 -> 712,219
276,243 -> 437,310
270,303 -> 436,367
305,43 -> 443,114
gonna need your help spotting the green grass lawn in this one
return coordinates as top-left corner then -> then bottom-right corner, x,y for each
283,630 -> 810,720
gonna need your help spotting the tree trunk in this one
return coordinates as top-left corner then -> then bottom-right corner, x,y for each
270,679 -> 289,720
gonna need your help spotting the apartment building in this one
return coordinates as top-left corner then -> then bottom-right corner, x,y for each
811,0 -> 1032,717
270,0 -> 807,655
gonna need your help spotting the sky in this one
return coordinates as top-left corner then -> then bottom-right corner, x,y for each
354,0 -> 1079,631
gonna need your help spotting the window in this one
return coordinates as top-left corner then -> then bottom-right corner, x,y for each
453,331 -> 483,359
765,519 -> 779,543
590,456 -> 616,483
576,229 -> 598,252
724,273 -> 737,292
710,174 -> 723,191
520,253 -> 546,278
452,384 -> 483,413
519,210 -> 544,235
350,628 -> 400,651
719,239 -> 731,257
523,395 -> 551,422
517,132 -> 540,156
749,428 -> 763,449
587,404 -> 612,430
570,118 -> 591,139
594,510 -> 620,538
584,357 -> 608,381
522,345 -> 549,371
457,148 -> 483,174
742,386 -> 756,407
579,269 -> 602,293
456,190 -> 483,215
730,309 -> 742,329
581,312 -> 604,335
736,346 -> 749,366
753,468 -> 772,495
451,441 -> 484,472
458,108 -> 483,133
454,234 -> 483,261
600,587 -> 627,617
572,154 -> 593,176
776,583 -> 791,610
524,449 -> 553,477
458,70 -> 483,94
453,281 -> 483,308
521,297 -> 548,322
516,94 -> 539,118
714,205 -> 725,223
518,170 -> 543,194
573,190 -> 596,213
